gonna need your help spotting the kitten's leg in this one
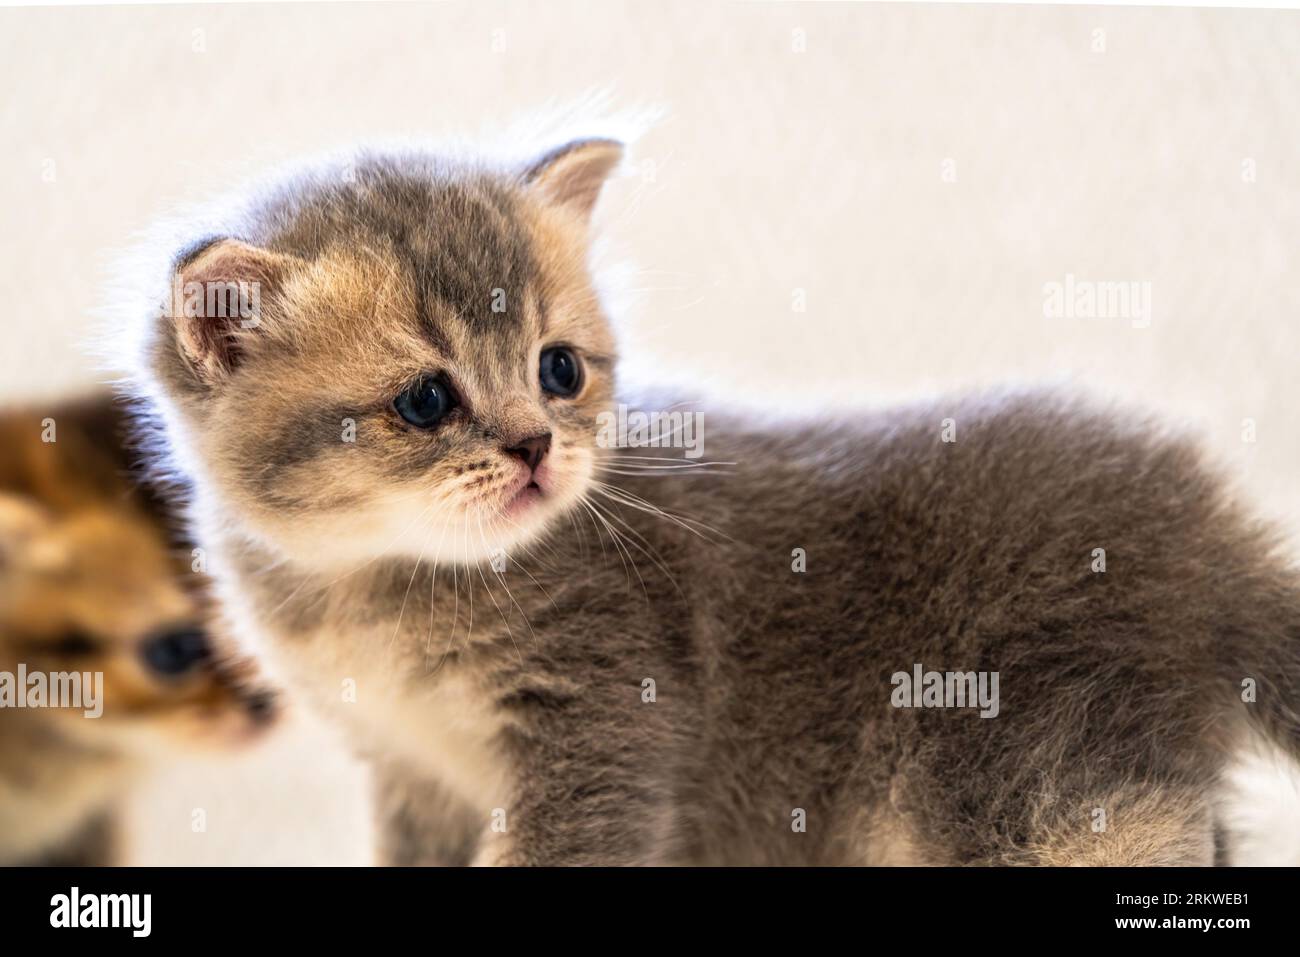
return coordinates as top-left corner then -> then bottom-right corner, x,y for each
474,743 -> 673,866
984,782 -> 1215,866
372,763 -> 482,867
474,785 -> 662,867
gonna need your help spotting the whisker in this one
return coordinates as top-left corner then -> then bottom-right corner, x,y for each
475,513 -> 523,665
597,458 -> 733,468
464,518 -> 475,643
594,465 -> 732,479
583,493 -> 684,601
389,507 -> 445,651
600,455 -> 733,467
266,487 -> 444,616
483,518 -> 541,649
582,497 -> 648,602
434,543 -> 462,675
423,514 -> 453,668
590,482 -> 732,546
490,531 -> 560,612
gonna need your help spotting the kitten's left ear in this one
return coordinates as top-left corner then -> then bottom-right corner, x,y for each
523,138 -> 623,222
0,493 -> 51,572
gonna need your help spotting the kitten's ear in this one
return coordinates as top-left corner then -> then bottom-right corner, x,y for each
523,139 -> 623,222
0,493 -> 52,572
167,238 -> 297,384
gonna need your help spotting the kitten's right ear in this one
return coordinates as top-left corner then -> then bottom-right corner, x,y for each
166,239 -> 297,384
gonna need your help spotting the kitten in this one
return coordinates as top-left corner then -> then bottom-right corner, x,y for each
0,397 -> 275,865
125,139 -> 1300,865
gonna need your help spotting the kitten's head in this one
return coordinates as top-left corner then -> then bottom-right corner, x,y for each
144,140 -> 622,570
0,495 -> 276,751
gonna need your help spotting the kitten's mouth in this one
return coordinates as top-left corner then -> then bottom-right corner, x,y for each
503,479 -> 545,517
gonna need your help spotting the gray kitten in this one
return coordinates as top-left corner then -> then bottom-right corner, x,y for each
124,139 -> 1300,865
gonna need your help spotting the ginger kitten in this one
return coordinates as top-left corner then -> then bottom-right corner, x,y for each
125,140 -> 1300,865
0,397 -> 275,865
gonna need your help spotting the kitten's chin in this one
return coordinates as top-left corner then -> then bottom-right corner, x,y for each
254,485 -> 581,574
397,505 -> 568,567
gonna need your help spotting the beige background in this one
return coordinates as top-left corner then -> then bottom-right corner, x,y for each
2,1 -> 1298,864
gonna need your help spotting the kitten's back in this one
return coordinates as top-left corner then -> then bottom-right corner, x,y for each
614,391 -> 1299,863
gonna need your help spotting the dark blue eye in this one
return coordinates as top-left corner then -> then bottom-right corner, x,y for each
141,627 -> 211,677
539,347 -> 582,397
394,375 -> 456,429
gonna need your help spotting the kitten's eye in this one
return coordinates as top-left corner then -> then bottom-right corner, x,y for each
539,347 -> 582,397
140,626 -> 211,677
394,375 -> 456,429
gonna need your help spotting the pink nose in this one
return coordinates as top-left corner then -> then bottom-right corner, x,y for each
504,433 -> 551,472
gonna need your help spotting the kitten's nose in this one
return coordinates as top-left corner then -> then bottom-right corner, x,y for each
504,433 -> 552,472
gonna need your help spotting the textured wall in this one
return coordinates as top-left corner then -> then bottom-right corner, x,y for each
1,1 -> 1297,864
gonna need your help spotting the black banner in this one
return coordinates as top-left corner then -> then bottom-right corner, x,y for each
0,866 -> 1276,943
